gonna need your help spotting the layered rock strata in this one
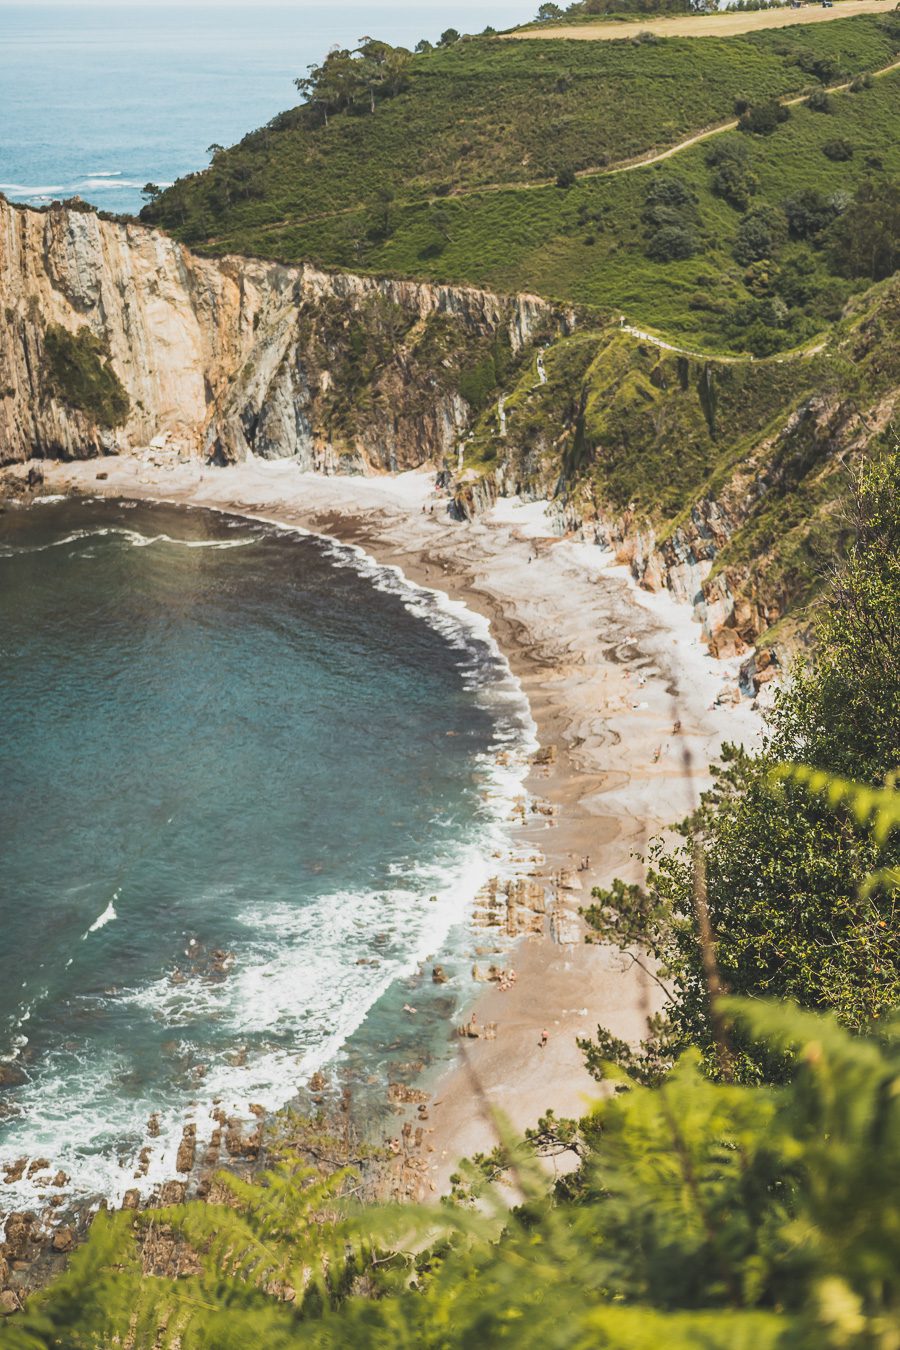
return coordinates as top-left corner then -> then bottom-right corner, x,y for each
0,197 -> 555,469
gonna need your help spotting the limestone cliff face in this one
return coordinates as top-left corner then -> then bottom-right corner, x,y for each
0,197 -> 554,468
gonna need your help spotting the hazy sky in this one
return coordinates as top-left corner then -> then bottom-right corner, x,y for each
0,1 -> 514,6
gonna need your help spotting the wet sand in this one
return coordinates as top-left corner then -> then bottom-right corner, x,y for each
41,452 -> 761,1195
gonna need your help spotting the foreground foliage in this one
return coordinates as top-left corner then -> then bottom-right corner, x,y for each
5,999 -> 900,1348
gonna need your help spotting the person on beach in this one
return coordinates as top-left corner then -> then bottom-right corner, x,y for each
539,1028 -> 549,1048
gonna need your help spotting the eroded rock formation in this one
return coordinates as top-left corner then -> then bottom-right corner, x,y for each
0,196 -> 555,469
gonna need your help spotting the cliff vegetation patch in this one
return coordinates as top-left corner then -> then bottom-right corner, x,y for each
43,325 -> 130,428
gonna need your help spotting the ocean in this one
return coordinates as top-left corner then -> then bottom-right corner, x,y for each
0,497 -> 534,1209
0,1 -> 535,217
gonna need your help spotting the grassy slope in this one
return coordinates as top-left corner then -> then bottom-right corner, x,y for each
141,13 -> 898,640
144,14 -> 898,246
226,69 -> 899,352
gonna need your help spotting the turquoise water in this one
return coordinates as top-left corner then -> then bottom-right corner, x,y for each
0,1 -> 534,216
0,497 -> 532,1208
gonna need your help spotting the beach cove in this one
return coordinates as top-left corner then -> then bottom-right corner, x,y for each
33,450 -> 762,1200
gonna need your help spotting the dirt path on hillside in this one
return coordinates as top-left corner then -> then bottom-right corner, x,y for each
511,0 -> 895,42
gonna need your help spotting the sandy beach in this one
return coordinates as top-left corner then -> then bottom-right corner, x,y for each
39,450 -> 761,1196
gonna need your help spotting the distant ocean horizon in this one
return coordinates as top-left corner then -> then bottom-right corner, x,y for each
0,1 -> 535,217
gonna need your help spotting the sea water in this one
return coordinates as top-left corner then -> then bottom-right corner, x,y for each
0,1 -> 535,217
0,497 -> 534,1210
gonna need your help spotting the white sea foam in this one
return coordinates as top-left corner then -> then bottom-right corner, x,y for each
0,183 -> 66,196
1,526 -> 257,557
84,899 -> 118,938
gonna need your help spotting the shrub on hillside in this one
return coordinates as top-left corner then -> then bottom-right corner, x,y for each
738,100 -> 790,136
827,177 -> 899,280
642,175 -> 701,262
782,188 -> 838,240
822,137 -> 854,162
645,224 -> 699,262
732,203 -> 788,265
806,88 -> 833,114
793,51 -> 843,84
706,140 -> 759,211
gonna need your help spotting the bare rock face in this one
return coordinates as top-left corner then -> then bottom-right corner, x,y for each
0,197 -> 556,470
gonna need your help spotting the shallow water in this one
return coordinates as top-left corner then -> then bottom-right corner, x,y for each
0,497 -> 532,1210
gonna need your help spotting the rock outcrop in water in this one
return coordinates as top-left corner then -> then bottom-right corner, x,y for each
0,196 -> 558,469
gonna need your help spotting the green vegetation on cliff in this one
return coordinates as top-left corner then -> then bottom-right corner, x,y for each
462,271 -> 899,643
43,326 -> 130,428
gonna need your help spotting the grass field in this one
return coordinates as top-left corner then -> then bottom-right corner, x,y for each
143,13 -> 900,256
184,68 -> 898,353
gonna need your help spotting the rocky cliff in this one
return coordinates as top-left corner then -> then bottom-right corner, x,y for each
0,197 -> 557,469
452,278 -> 900,663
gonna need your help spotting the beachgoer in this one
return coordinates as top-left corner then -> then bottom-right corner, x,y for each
403,1003 -> 417,1014
539,1028 -> 549,1048
508,968 -> 517,985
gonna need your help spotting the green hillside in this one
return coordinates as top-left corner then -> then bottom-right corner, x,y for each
142,14 -> 900,354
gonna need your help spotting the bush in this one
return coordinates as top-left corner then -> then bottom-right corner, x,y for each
707,141 -> 759,211
733,203 -> 788,265
806,88 -> 832,113
850,72 -> 873,92
793,51 -> 843,84
822,137 -> 854,162
43,325 -> 130,427
827,177 -> 899,280
643,175 -> 695,209
645,224 -> 699,262
556,167 -> 577,189
782,188 -> 838,240
738,100 -> 790,136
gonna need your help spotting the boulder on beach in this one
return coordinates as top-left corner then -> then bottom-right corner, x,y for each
51,1227 -> 75,1253
176,1124 -> 197,1174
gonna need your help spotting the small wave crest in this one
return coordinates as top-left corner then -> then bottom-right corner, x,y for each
1,526 -> 257,558
83,898 -> 118,938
